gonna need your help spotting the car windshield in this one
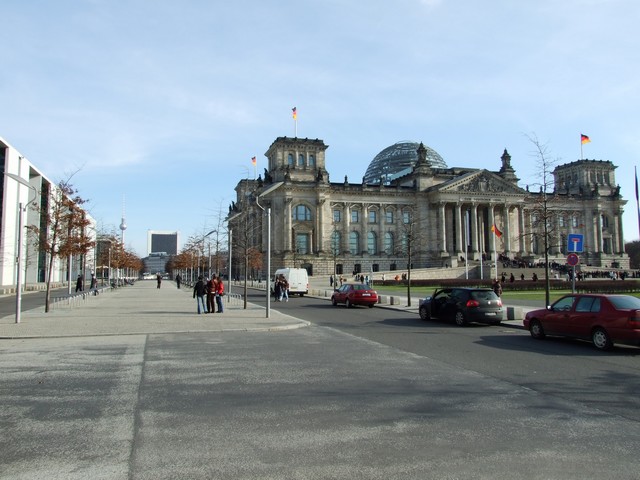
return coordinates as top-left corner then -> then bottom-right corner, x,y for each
608,295 -> 640,310
470,290 -> 499,301
352,284 -> 370,291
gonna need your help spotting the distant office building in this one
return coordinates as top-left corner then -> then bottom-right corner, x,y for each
143,252 -> 170,275
147,230 -> 179,256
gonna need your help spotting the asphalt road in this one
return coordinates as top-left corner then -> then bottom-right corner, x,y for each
1,290 -> 639,479
263,291 -> 640,423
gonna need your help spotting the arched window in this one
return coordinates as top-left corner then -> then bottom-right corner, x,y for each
367,232 -> 377,255
298,154 -> 305,167
292,204 -> 312,221
287,153 -> 294,166
309,155 -> 315,168
331,231 -> 341,254
349,231 -> 359,255
384,232 -> 394,254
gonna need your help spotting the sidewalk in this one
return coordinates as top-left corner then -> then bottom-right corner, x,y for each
0,280 -> 309,339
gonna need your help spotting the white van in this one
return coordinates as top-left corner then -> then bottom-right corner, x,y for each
271,268 -> 309,296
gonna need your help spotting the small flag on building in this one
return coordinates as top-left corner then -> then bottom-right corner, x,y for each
581,134 -> 591,144
491,224 -> 503,238
292,107 -> 297,120
251,156 -> 257,166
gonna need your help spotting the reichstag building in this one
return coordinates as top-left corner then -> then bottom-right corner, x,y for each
228,136 -> 628,277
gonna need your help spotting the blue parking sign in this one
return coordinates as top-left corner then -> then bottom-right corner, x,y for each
567,234 -> 584,253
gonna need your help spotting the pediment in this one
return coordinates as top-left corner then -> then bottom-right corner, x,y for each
437,170 -> 525,195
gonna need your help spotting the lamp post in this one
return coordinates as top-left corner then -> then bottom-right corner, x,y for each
204,229 -> 216,278
3,172 -> 38,324
255,182 -> 284,318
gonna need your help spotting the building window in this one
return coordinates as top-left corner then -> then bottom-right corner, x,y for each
293,204 -> 312,221
309,155 -> 315,168
601,214 -> 609,228
331,231 -> 341,254
349,231 -> 359,255
385,210 -> 394,224
296,233 -> 310,254
401,232 -> 409,254
558,215 -> 565,228
572,216 -> 579,228
351,209 -> 360,223
384,232 -> 394,254
333,209 -> 341,223
367,231 -> 377,255
368,210 -> 377,223
403,210 -> 411,224
298,154 -> 305,167
287,153 -> 294,166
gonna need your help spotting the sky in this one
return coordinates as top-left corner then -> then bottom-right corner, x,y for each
2,0 -> 640,257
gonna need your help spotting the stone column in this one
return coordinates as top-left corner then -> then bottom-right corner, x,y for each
471,204 -> 478,258
284,198 -> 292,251
439,202 -> 447,253
488,204 -> 495,256
518,206 -> 527,255
503,204 -> 511,254
455,202 -> 463,254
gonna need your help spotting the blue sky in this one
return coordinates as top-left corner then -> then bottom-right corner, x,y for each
2,0 -> 639,256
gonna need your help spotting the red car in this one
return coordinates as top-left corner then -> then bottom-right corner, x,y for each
523,294 -> 640,350
331,283 -> 378,308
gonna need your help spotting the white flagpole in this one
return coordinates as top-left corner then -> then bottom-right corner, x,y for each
464,210 -> 469,280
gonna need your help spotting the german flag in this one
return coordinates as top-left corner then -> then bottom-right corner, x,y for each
491,224 -> 503,238
292,107 -> 297,120
581,134 -> 591,144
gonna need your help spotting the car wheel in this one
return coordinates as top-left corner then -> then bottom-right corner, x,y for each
419,306 -> 429,321
592,327 -> 613,351
454,311 -> 467,326
331,297 -> 338,306
368,303 -> 374,308
529,319 -> 546,339
346,299 -> 352,308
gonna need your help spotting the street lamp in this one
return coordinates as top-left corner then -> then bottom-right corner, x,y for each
3,171 -> 38,324
255,182 -> 284,318
204,229 -> 216,278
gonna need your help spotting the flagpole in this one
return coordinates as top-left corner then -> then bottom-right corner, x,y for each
636,166 -> 640,239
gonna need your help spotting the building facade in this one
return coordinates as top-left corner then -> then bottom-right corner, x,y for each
228,137 -> 628,278
147,230 -> 179,256
1,137 -> 97,290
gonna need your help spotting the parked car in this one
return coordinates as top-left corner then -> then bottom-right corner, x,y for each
419,287 -> 504,326
523,294 -> 640,350
331,283 -> 378,308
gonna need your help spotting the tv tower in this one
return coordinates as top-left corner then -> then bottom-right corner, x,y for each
119,195 -> 127,245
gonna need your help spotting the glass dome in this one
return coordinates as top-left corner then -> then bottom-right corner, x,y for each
363,141 -> 447,185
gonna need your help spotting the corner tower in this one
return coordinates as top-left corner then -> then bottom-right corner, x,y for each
264,137 -> 329,183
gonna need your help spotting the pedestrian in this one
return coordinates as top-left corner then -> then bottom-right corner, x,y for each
206,276 -> 216,314
492,278 -> 502,297
175,274 -> 182,289
274,276 -> 282,301
509,273 -> 515,283
215,276 -> 225,313
278,274 -> 289,302
156,273 -> 162,289
330,275 -> 334,287
75,274 -> 83,292
193,276 -> 207,314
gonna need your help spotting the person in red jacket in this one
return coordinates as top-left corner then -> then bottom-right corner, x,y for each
215,276 -> 224,313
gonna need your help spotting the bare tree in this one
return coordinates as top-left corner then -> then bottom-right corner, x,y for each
27,180 -> 93,312
524,133 -> 560,307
